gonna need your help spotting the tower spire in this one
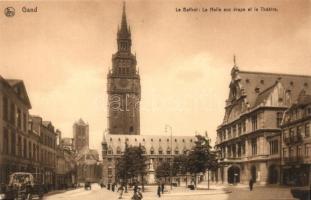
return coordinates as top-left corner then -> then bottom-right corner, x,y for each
118,1 -> 130,38
233,54 -> 237,66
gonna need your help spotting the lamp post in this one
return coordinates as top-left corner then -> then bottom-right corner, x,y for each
165,124 -> 173,190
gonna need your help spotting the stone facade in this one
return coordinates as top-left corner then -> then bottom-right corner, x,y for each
0,76 -> 32,184
0,77 -> 60,190
281,92 -> 311,186
102,133 -> 196,185
76,147 -> 101,183
107,3 -> 141,135
215,64 -> 311,185
73,118 -> 89,153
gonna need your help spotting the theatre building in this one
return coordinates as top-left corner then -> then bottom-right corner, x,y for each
215,63 -> 311,185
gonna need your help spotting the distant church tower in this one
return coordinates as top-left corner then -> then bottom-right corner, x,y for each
107,3 -> 141,135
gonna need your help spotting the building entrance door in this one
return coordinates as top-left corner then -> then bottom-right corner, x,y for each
228,166 -> 240,184
268,165 -> 278,184
251,166 -> 257,182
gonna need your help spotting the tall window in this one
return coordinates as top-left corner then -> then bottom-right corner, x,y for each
2,96 -> 8,121
233,126 -> 236,137
23,113 -> 27,131
33,144 -> 36,161
251,115 -> 258,131
305,144 -> 311,157
223,130 -> 226,140
10,102 -> 15,125
29,141 -> 32,159
238,123 -> 242,135
297,146 -> 302,157
251,138 -> 257,155
242,120 -> 246,132
3,128 -> 9,154
228,128 -> 231,139
23,138 -> 27,158
305,123 -> 310,137
17,109 -> 22,129
269,140 -> 278,155
11,132 -> 16,155
17,136 -> 22,157
283,148 -> 288,158
276,112 -> 283,128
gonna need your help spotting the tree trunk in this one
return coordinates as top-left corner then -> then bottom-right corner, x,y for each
185,175 -> 188,188
141,174 -> 144,192
207,170 -> 210,190
194,173 -> 197,189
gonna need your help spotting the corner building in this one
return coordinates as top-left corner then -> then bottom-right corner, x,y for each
281,92 -> 311,186
215,64 -> 311,185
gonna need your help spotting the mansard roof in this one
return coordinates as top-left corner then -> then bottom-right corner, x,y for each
233,68 -> 311,108
103,134 -> 196,156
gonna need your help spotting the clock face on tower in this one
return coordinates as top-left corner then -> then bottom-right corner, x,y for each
119,78 -> 129,88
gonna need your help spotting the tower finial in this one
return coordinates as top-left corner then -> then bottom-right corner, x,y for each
233,54 -> 237,66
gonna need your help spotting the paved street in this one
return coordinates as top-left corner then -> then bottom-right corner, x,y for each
43,184 -> 297,200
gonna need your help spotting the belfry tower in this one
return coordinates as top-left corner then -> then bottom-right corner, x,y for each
107,3 -> 141,135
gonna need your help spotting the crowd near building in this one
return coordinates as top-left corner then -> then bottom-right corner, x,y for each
215,62 -> 311,186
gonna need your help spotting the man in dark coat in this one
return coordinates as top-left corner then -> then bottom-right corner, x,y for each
157,184 -> 161,197
249,178 -> 254,191
161,183 -> 164,194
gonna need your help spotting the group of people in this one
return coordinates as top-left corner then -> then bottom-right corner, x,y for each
157,183 -> 165,197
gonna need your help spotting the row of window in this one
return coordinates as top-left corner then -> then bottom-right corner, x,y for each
109,137 -> 192,143
219,112 -> 285,143
2,96 -> 28,131
2,127 -> 56,165
219,120 -> 247,141
107,147 -> 188,155
283,123 -> 310,139
286,106 -> 311,123
283,143 -> 311,158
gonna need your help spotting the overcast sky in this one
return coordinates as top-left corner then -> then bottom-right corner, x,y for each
0,0 -> 310,152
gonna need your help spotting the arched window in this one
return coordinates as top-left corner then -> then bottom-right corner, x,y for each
166,147 -> 171,155
141,146 -> 146,154
108,146 -> 113,155
175,146 -> 179,155
116,146 -> 121,154
158,146 -> 163,155
150,147 -> 154,155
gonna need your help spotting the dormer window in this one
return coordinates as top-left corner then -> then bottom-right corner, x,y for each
260,80 -> 264,84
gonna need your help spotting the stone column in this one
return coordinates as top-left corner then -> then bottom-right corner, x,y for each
223,166 -> 228,184
259,162 -> 268,185
245,139 -> 249,157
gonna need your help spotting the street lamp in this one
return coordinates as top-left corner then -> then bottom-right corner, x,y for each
165,124 -> 173,190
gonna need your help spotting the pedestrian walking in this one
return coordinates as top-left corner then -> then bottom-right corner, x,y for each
249,178 -> 254,191
161,183 -> 164,194
112,183 -> 115,192
157,184 -> 161,197
117,185 -> 124,199
131,187 -> 143,200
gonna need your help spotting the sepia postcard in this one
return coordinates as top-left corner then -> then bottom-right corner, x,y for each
0,0 -> 310,200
